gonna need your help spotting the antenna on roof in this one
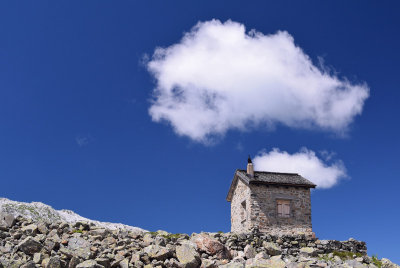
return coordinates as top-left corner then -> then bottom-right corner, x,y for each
248,155 -> 252,164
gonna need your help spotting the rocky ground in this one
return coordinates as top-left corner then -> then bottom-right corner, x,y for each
0,212 -> 399,268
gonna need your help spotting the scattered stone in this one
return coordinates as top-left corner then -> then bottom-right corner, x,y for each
0,212 -> 397,268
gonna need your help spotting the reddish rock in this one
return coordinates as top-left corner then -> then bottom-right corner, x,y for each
194,234 -> 231,260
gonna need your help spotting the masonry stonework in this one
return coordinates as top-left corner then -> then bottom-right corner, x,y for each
227,162 -> 316,235
248,184 -> 312,234
230,179 -> 250,232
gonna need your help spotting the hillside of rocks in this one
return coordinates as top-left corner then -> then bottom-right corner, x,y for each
1,211 -> 399,268
0,198 -> 145,234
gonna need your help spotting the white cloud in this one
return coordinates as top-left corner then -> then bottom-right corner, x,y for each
253,148 -> 347,189
147,19 -> 369,142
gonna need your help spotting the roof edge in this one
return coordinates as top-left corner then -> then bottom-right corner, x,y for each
249,181 -> 316,188
237,169 -> 299,176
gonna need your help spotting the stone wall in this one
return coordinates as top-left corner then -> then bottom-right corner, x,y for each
231,179 -> 250,233
231,180 -> 313,234
248,184 -> 313,234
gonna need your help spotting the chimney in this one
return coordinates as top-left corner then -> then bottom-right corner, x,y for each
247,155 -> 254,177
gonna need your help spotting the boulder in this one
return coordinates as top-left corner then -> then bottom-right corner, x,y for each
22,224 -> 38,234
46,257 -> 62,268
0,213 -> 16,228
243,245 -> 256,259
69,256 -> 81,268
262,241 -> 282,256
94,258 -> 110,268
176,242 -> 201,268
33,253 -> 43,264
37,222 -> 49,234
194,233 -> 231,259
67,236 -> 92,259
89,228 -> 109,238
119,259 -> 129,268
143,245 -> 173,261
18,237 -> 43,255
299,247 -> 317,257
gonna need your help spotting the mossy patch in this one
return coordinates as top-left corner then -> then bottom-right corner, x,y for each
318,251 -> 364,263
371,255 -> 382,268
332,251 -> 363,260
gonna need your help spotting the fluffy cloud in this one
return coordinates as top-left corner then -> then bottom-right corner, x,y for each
253,148 -> 347,188
147,19 -> 369,142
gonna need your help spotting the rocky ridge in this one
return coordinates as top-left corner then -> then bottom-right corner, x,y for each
0,198 -> 145,234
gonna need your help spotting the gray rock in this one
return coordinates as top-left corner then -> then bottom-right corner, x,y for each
0,213 -> 16,228
37,222 -> 49,234
68,236 -> 92,259
33,253 -> 43,264
343,259 -> 365,268
46,257 -> 62,268
18,237 -> 43,255
262,241 -> 282,256
143,233 -> 155,246
22,224 -> 38,234
94,258 -> 110,268
119,259 -> 129,268
144,245 -> 173,261
76,260 -> 104,268
299,247 -> 317,257
200,259 -> 217,268
218,263 -> 244,268
381,258 -> 400,268
69,256 -> 81,268
245,255 -> 285,268
20,261 -> 37,268
89,228 -> 109,238
243,245 -> 256,259
176,242 -> 200,268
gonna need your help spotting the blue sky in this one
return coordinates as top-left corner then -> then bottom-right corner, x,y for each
1,0 -> 400,263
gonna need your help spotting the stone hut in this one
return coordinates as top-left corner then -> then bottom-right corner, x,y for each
226,157 -> 316,235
